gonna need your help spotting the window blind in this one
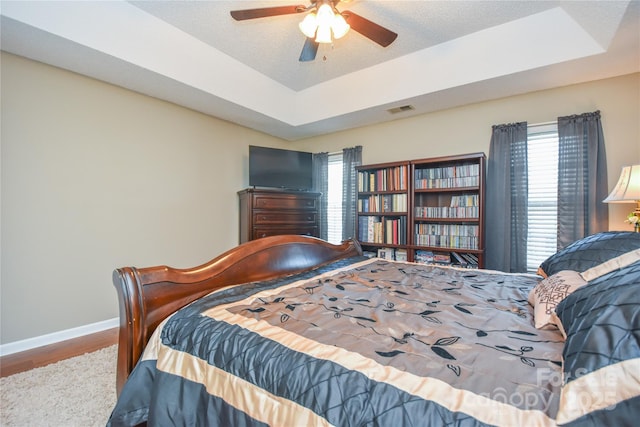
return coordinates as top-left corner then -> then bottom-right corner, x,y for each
527,124 -> 558,272
327,152 -> 343,244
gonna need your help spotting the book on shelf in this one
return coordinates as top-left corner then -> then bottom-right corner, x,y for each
450,251 -> 468,267
359,215 -> 407,245
377,248 -> 395,260
459,253 -> 479,268
415,194 -> 479,219
358,165 -> 408,192
465,253 -> 479,264
433,252 -> 452,265
414,163 -> 480,189
414,223 -> 479,249
395,249 -> 408,262
414,250 -> 434,264
359,194 -> 407,213
414,250 -> 456,266
415,206 -> 479,219
358,216 -> 380,243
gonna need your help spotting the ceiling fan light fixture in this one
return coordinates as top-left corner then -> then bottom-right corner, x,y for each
299,13 -> 318,38
331,13 -> 350,39
232,1 -> 397,62
315,3 -> 334,26
298,1 -> 350,43
314,3 -> 334,43
315,22 -> 333,43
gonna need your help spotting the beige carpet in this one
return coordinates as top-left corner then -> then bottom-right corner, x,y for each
1,345 -> 117,427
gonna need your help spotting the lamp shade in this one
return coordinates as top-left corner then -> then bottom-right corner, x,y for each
299,13 -> 317,38
331,13 -> 350,39
603,164 -> 640,203
315,22 -> 332,43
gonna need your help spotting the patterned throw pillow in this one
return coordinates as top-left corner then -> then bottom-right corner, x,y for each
528,270 -> 587,329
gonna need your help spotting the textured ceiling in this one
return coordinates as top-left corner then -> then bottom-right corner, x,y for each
1,0 -> 639,141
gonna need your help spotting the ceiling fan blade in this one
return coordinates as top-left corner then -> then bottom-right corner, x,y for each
230,5 -> 305,21
299,37 -> 319,62
342,11 -> 397,47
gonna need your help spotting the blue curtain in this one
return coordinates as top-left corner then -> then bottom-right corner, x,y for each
485,122 -> 528,272
557,111 -> 608,249
342,146 -> 362,241
312,152 -> 329,240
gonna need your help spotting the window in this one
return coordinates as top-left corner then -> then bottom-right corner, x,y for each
326,152 -> 343,244
526,123 -> 558,272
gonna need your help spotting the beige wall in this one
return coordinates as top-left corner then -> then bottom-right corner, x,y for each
1,51 -> 638,345
0,52 -> 287,344
297,72 -> 640,231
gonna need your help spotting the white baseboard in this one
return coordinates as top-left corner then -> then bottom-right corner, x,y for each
0,317 -> 119,357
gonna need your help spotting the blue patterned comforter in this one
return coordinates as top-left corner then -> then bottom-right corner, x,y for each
108,256 -> 639,426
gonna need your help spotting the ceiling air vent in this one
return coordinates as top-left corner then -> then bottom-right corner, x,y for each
387,105 -> 415,114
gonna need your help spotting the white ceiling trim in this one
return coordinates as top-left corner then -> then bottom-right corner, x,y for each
294,7 -> 607,124
1,0 -> 298,121
2,1 -> 609,127
1,1 -> 637,141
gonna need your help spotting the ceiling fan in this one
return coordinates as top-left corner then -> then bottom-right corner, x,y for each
230,0 -> 398,62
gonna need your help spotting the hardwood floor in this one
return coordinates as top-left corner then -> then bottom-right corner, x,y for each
0,327 -> 118,377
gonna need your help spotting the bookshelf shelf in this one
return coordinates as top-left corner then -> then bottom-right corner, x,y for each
413,186 -> 480,193
414,217 -> 480,223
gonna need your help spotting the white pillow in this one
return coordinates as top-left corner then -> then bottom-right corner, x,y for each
528,270 -> 587,329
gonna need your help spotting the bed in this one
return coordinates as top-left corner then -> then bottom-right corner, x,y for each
108,232 -> 640,426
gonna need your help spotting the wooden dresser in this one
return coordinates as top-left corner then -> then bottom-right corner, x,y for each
238,188 -> 321,243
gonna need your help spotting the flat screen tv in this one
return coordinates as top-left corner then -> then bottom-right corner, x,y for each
249,145 -> 313,190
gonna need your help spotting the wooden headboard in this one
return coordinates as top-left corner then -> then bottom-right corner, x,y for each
112,235 -> 362,395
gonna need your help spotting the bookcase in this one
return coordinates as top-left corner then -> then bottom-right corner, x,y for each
411,153 -> 485,268
356,161 -> 410,260
355,153 -> 485,268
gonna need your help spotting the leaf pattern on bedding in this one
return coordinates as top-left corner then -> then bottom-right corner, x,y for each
447,363 -> 461,376
140,256 -> 571,424
376,350 -> 405,358
476,342 -> 562,367
431,346 -> 456,360
453,303 -> 474,314
222,259 -> 564,407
